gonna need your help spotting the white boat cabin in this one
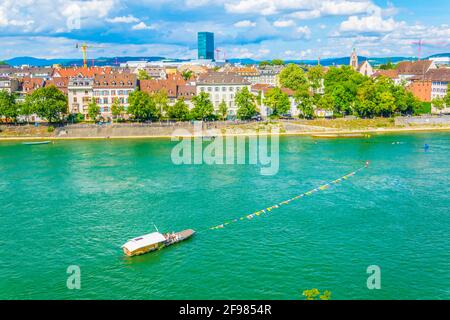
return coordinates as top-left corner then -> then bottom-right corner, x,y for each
122,232 -> 166,256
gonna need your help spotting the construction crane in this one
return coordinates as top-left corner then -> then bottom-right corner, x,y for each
75,43 -> 107,68
215,49 -> 221,61
412,39 -> 449,61
215,48 -> 227,61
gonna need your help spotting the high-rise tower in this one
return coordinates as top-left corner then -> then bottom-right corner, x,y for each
198,32 -> 215,60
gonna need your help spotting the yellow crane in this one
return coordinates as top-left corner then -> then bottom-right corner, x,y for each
75,43 -> 107,68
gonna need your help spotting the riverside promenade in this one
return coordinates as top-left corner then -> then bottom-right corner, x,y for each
1,116 -> 450,140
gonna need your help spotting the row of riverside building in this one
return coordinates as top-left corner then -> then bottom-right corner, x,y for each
372,60 -> 450,113
0,63 -> 287,121
1,52 -> 449,122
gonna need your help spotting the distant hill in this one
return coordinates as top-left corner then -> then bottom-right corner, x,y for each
4,54 -> 448,68
4,56 -> 168,67
427,53 -> 450,58
230,56 -> 418,66
4,57 -> 74,67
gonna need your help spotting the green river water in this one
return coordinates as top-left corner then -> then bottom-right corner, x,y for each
0,133 -> 449,300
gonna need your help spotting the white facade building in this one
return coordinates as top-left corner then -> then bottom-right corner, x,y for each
68,77 -> 94,116
93,74 -> 137,117
196,72 -> 251,116
0,77 -> 19,93
256,65 -> 283,86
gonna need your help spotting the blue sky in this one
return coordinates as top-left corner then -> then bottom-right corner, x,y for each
0,0 -> 449,60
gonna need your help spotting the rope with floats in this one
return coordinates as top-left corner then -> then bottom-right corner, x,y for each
199,161 -> 370,233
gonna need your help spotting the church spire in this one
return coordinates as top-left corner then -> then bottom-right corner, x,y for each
350,48 -> 358,69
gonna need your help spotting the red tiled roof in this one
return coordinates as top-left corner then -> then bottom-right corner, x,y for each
197,72 -> 250,85
53,67 -> 112,78
20,77 -> 45,94
372,69 -> 399,79
94,73 -> 137,88
45,77 -> 69,94
396,61 -> 433,75
177,85 -> 196,100
410,68 -> 450,82
229,67 -> 259,76
140,74 -> 188,98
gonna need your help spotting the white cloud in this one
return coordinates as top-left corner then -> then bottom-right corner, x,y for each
234,20 -> 256,28
320,1 -> 375,16
296,26 -> 311,38
273,19 -> 295,28
340,13 -> 404,33
106,15 -> 140,23
226,0 -> 378,17
0,0 -> 118,33
132,22 -> 158,30
290,10 -> 321,20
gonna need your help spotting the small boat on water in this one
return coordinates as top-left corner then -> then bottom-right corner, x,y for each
312,133 -> 370,139
122,229 -> 195,257
22,141 -> 52,145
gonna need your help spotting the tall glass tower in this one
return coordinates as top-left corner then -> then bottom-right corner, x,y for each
198,32 -> 215,60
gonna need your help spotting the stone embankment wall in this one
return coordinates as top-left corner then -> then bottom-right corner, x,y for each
55,121 -> 282,138
0,121 -> 275,138
55,123 -> 194,138
395,115 -> 450,126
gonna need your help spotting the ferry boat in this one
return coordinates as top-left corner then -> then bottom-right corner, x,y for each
121,229 -> 195,257
312,133 -> 370,139
22,141 -> 52,145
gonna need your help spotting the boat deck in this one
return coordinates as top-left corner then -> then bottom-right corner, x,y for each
176,229 -> 195,239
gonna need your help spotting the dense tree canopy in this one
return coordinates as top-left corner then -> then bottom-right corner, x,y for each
354,77 -> 419,117
236,87 -> 258,120
128,90 -> 158,121
379,60 -> 397,70
181,70 -> 193,81
316,94 -> 334,111
260,59 -> 285,66
137,69 -> 151,80
446,84 -> 450,106
25,86 -> 68,123
167,98 -> 190,121
0,90 -> 19,122
87,100 -> 100,121
263,87 -> 290,116
307,65 -> 325,93
279,64 -> 308,91
111,98 -> 125,122
217,100 -> 228,120
191,92 -> 215,120
151,90 -> 168,118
